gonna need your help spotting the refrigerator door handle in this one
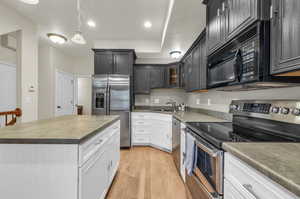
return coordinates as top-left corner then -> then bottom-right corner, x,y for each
107,85 -> 111,115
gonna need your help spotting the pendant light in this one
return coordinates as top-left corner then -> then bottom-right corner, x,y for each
71,0 -> 86,45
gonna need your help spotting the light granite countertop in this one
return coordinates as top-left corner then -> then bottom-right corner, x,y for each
133,109 -> 227,123
223,143 -> 300,197
0,115 -> 120,144
173,111 -> 226,123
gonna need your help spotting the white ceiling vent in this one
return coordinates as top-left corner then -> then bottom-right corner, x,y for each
1,35 -> 17,51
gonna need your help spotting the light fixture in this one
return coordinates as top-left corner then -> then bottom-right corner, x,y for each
47,33 -> 67,44
144,21 -> 152,28
87,20 -> 96,28
71,0 -> 86,45
71,31 -> 86,45
170,51 -> 182,59
19,0 -> 39,4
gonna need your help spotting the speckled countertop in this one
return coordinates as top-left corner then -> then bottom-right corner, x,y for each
173,111 -> 226,122
133,109 -> 227,123
0,115 -> 120,144
223,143 -> 300,197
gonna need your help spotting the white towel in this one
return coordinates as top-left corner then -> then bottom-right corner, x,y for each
185,133 -> 197,176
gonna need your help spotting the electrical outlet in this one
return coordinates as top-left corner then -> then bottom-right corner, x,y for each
154,98 -> 160,104
196,99 -> 200,105
208,99 -> 211,105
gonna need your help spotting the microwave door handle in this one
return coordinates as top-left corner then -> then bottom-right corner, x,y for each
234,49 -> 243,82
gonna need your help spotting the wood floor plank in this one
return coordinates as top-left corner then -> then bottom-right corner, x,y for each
106,147 -> 188,199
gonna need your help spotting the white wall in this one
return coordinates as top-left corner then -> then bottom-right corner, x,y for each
187,87 -> 300,113
38,43 -> 76,119
0,35 -> 17,65
77,77 -> 92,115
0,3 -> 38,122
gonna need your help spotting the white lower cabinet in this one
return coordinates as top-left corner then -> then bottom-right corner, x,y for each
180,122 -> 186,182
79,149 -> 109,199
132,112 -> 172,152
224,153 -> 299,199
79,120 -> 120,199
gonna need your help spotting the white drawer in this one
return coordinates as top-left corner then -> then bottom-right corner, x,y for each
79,121 -> 120,166
133,134 -> 150,144
132,119 -> 151,126
132,112 -> 153,119
224,179 -> 247,199
132,127 -> 151,135
225,153 -> 298,199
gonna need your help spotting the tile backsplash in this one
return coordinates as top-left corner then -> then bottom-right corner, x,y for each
187,86 -> 300,113
135,88 -> 186,107
135,86 -> 300,113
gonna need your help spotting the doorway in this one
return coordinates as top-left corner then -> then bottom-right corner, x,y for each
55,70 -> 75,117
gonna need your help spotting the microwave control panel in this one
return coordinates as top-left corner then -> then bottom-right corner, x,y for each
240,38 -> 259,82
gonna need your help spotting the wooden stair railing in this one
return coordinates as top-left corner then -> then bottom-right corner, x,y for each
0,108 -> 22,126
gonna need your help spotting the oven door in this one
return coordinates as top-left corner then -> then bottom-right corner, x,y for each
186,129 -> 223,199
208,50 -> 242,88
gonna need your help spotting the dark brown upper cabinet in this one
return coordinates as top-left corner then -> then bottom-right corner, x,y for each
205,0 -> 266,56
270,0 -> 300,74
134,67 -> 150,94
227,0 -> 259,40
165,63 -> 181,88
150,67 -> 165,89
93,49 -> 136,75
182,31 -> 207,92
206,0 -> 225,54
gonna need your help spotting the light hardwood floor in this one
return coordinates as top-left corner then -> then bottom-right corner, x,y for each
106,147 -> 189,199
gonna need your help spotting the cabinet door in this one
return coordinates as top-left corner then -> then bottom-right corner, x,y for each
150,67 -> 165,88
207,0 -> 223,54
113,52 -> 133,75
166,64 -> 180,88
227,0 -> 258,39
79,150 -> 109,199
134,67 -> 150,94
271,0 -> 300,74
199,36 -> 207,90
189,44 -> 201,91
94,52 -> 113,74
184,55 -> 193,91
107,131 -> 120,183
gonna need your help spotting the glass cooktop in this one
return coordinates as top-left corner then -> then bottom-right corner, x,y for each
186,121 -> 300,149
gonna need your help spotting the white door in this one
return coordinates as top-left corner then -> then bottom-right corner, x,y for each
55,71 -> 75,116
0,63 -> 16,127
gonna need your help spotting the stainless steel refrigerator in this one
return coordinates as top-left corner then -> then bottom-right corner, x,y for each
92,74 -> 131,148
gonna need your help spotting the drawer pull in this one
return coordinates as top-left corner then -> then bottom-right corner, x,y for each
95,139 -> 103,145
243,184 -> 260,199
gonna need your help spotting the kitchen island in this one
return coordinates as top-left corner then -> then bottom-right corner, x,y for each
0,115 -> 120,199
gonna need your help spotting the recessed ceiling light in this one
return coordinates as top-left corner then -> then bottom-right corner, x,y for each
87,20 -> 96,28
19,0 -> 39,4
47,33 -> 67,44
170,51 -> 182,59
144,21 -> 152,28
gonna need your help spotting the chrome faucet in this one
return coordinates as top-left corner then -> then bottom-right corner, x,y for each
166,100 -> 177,113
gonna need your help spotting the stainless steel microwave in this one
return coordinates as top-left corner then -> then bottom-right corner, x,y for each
207,21 -> 300,91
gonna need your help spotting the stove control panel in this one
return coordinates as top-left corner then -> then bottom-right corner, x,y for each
242,103 -> 271,114
230,100 -> 300,124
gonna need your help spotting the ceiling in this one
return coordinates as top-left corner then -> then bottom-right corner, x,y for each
0,0 -> 206,63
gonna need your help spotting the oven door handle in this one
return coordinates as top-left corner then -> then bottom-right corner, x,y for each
195,141 -> 220,157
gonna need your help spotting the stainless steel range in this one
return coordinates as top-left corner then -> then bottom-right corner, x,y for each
185,100 -> 300,199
